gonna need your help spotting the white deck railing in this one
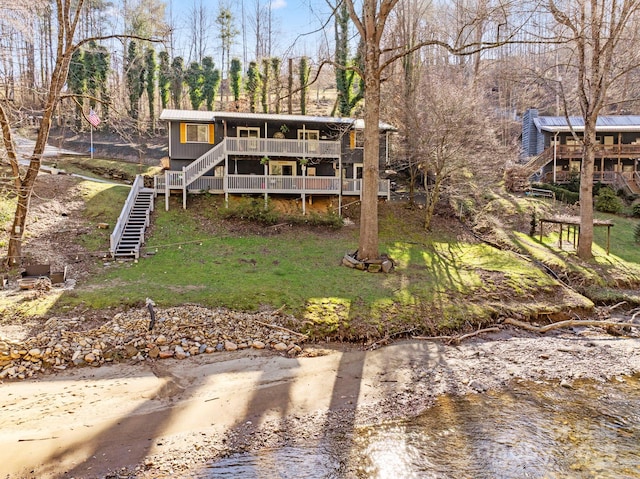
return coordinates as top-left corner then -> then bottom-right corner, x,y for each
225,137 -> 341,158
183,141 -> 225,186
223,175 -> 388,196
110,175 -> 144,255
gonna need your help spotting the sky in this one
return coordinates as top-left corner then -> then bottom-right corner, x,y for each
167,0 -> 336,65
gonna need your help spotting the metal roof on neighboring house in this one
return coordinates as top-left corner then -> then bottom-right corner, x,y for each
534,115 -> 640,132
158,109 -> 396,131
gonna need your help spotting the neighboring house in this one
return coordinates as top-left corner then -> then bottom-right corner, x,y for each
156,109 -> 395,211
522,108 -> 640,194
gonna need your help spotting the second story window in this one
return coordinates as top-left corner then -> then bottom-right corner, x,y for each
180,123 -> 213,143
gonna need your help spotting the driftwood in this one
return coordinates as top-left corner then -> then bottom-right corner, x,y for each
254,319 -> 308,339
502,317 -> 640,333
413,327 -> 501,344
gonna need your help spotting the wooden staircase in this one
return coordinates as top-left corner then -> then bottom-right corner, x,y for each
110,176 -> 154,259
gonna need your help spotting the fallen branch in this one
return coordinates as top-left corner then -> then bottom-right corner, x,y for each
608,301 -> 627,311
503,317 -> 640,334
413,327 -> 501,344
254,320 -> 308,339
449,327 -> 501,344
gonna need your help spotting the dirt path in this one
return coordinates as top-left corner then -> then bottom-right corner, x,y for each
2,327 -> 639,478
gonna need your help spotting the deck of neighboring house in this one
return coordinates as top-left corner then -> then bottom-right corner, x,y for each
521,110 -> 640,195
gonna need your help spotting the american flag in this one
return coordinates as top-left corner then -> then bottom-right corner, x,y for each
87,109 -> 101,127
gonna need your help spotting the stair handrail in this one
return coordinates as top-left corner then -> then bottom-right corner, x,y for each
522,147 -> 554,175
183,141 -> 226,187
110,175 -> 144,256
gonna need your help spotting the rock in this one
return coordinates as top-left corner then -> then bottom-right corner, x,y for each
174,346 -> 187,359
252,341 -> 266,349
84,353 -> 97,363
468,379 -> 488,392
273,342 -> 288,351
149,346 -> 160,359
124,344 -> 138,358
198,344 -> 207,354
28,348 -> 42,359
560,379 -> 573,389
224,341 -> 238,351
159,350 -> 174,359
155,335 -> 168,345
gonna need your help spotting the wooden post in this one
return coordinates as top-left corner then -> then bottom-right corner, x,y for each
539,219 -> 544,243
559,224 -> 563,249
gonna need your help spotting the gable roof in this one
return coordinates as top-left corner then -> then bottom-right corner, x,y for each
159,109 -> 396,131
534,115 -> 640,133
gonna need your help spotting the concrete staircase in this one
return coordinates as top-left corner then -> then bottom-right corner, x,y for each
111,176 -> 154,259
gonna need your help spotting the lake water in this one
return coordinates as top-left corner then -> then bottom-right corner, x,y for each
199,376 -> 640,478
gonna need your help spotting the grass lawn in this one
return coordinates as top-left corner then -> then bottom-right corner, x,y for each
53,196 -> 591,339
3,155 -> 638,339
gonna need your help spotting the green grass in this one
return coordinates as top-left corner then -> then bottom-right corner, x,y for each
52,199 -> 584,339
4,156 -> 639,339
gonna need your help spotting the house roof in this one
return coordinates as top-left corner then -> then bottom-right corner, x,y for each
534,115 -> 640,133
159,109 -> 396,131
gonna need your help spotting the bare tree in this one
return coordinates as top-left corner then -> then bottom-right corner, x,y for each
345,0 -> 537,262
0,0 -> 163,266
187,0 -> 213,64
546,0 -> 640,259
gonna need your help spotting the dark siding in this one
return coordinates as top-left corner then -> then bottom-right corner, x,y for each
522,109 -> 540,157
168,120 -> 222,160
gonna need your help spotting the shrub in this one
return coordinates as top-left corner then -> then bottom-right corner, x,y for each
533,183 -> 579,204
632,203 -> 640,218
595,186 -> 623,214
635,223 -> 640,243
221,196 -> 280,224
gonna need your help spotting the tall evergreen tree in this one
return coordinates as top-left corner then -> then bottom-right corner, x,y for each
125,41 -> 145,121
93,43 -> 110,122
334,3 -> 363,116
67,49 -> 86,128
261,58 -> 270,113
145,48 -> 157,131
158,51 -> 171,110
202,56 -> 221,111
299,56 -> 310,115
230,57 -> 242,104
170,56 -> 185,108
246,61 -> 261,113
185,61 -> 205,110
271,57 -> 282,113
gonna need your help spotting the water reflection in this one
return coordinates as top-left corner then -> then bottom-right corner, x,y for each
353,378 -> 640,479
201,378 -> 640,478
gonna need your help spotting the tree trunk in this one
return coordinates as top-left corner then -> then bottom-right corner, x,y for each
357,41 -> 381,261
7,185 -> 31,266
577,117 -> 597,259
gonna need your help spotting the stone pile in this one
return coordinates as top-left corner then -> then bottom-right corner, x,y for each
0,305 -> 306,380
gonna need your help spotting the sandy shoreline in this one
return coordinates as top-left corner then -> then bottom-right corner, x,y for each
1,326 -> 639,478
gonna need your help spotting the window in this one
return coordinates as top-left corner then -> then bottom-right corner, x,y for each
350,130 -> 364,149
181,123 -> 210,143
298,129 -> 320,152
238,127 -> 260,150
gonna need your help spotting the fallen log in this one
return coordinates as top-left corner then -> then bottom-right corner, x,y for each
413,327 -> 501,344
502,317 -> 640,334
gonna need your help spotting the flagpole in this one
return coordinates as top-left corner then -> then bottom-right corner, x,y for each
90,123 -> 93,160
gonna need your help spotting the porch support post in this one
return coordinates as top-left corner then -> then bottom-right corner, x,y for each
553,132 -> 558,183
302,165 -> 306,215
264,163 -> 268,209
165,172 -> 169,211
182,167 -> 187,209
338,154 -> 343,217
224,159 -> 229,208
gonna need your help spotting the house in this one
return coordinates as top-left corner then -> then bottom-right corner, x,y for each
522,108 -> 640,194
155,109 -> 396,211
